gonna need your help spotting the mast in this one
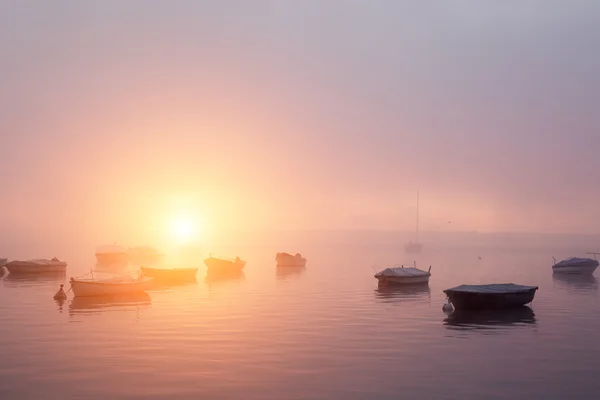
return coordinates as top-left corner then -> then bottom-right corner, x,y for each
416,190 -> 419,243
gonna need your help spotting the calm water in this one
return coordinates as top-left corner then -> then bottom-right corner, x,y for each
2,233 -> 600,399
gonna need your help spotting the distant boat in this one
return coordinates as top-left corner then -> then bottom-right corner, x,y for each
443,283 -> 538,310
204,256 -> 246,273
275,252 -> 306,267
128,246 -> 163,263
5,258 -> 67,274
95,245 -> 129,264
140,266 -> 198,282
69,275 -> 153,297
374,265 -> 431,285
552,254 -> 599,275
405,191 -> 423,253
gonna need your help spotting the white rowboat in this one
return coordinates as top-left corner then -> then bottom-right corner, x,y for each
374,266 -> 431,285
5,258 -> 67,274
69,276 -> 153,297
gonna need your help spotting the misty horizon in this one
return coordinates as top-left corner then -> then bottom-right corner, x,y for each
2,1 -> 600,245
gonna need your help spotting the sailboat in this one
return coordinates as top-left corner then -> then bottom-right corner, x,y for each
404,191 -> 423,253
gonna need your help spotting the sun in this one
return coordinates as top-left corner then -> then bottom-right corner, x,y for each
169,214 -> 198,244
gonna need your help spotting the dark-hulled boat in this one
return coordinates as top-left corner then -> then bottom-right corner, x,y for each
552,256 -> 598,275
443,283 -> 538,310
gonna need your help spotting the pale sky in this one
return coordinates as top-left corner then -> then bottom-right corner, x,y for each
1,1 -> 600,245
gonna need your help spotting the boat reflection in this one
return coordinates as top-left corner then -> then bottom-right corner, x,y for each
374,283 -> 430,302
204,269 -> 245,285
552,273 -> 598,292
444,306 -> 536,332
68,292 -> 151,316
276,266 -> 306,280
3,271 -> 66,287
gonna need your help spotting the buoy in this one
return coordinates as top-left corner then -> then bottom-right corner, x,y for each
442,301 -> 454,313
53,284 -> 67,300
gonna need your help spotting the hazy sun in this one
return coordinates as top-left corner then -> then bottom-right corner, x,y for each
170,214 -> 198,244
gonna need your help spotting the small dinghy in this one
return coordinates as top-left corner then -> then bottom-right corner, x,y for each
69,274 -> 153,297
552,255 -> 599,275
5,257 -> 67,274
275,252 -> 307,267
140,266 -> 198,282
204,256 -> 246,273
443,283 -> 538,310
374,265 -> 431,285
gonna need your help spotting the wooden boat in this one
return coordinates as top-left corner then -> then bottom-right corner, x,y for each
140,266 -> 198,281
69,275 -> 153,297
5,257 -> 67,274
275,252 -> 307,267
443,283 -> 538,310
374,265 -> 431,285
95,245 -> 129,264
552,254 -> 599,275
204,256 -> 245,272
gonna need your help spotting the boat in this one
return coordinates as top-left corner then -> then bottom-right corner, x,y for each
128,246 -> 163,263
4,257 -> 67,274
95,244 -> 129,264
204,255 -> 245,272
443,283 -> 538,310
374,265 -> 431,285
140,266 -> 198,282
552,254 -> 599,275
405,191 -> 423,253
69,275 -> 153,297
275,252 -> 307,267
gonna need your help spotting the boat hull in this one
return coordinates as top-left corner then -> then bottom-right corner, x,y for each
444,288 -> 538,310
5,261 -> 67,274
69,278 -> 153,297
141,267 -> 198,281
275,253 -> 306,267
376,275 -> 430,285
204,257 -> 245,272
552,265 -> 598,274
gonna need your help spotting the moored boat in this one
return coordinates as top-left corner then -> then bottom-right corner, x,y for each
275,252 -> 307,267
5,257 -> 67,274
140,266 -> 198,282
69,275 -> 153,297
443,283 -> 538,310
374,265 -> 431,285
552,255 -> 599,275
204,256 -> 245,272
95,245 -> 129,264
